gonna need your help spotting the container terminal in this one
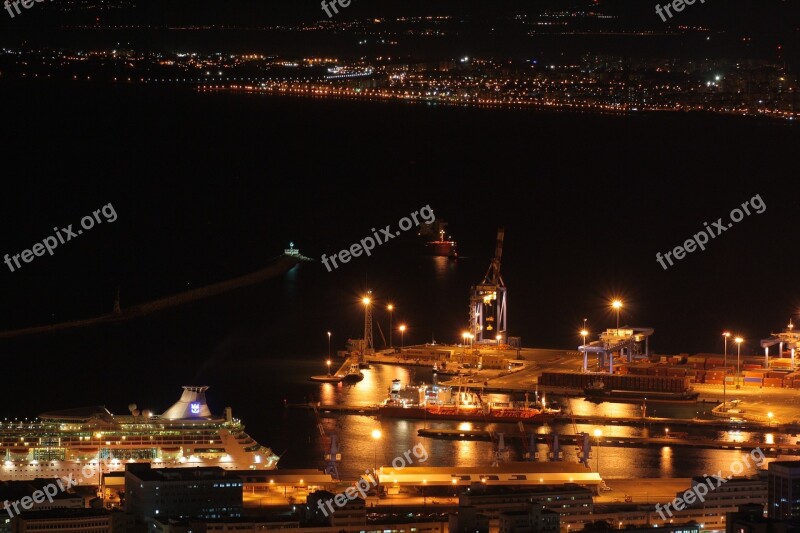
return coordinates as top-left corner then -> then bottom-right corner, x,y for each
286,229 -> 800,533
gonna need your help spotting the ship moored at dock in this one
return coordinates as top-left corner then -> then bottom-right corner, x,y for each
378,379 -> 554,422
0,386 -> 279,482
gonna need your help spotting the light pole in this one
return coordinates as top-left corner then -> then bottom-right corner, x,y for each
326,359 -> 331,376
581,328 -> 589,373
722,332 -> 730,410
593,429 -> 602,474
462,332 -> 469,360
399,325 -> 406,350
735,336 -> 744,389
327,331 -> 332,360
768,412 -> 774,427
362,296 -> 373,356
387,304 -> 394,348
371,429 -> 382,476
612,300 -> 622,329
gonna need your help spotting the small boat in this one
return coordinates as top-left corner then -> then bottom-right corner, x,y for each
310,375 -> 344,383
343,363 -> 364,383
432,362 -> 460,376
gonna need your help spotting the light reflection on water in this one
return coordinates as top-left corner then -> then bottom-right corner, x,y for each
300,364 -> 780,479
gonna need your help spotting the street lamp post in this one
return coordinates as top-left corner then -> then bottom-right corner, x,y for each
326,359 -> 331,376
612,300 -> 622,329
399,325 -> 406,350
387,305 -> 394,348
722,332 -> 730,410
768,411 -> 774,427
327,331 -> 332,359
371,429 -> 382,476
593,429 -> 602,474
462,332 -> 469,360
735,337 -> 744,389
581,328 -> 589,373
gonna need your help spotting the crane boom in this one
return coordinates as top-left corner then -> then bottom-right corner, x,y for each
483,228 -> 505,285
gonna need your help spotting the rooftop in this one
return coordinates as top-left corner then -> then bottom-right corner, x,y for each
126,464 -> 239,483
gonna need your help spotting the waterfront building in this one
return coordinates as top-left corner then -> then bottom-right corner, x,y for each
10,509 -> 130,533
125,464 -> 243,524
769,461 -> 800,520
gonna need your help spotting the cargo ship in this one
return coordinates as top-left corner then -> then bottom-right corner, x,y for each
425,230 -> 458,258
419,221 -> 457,258
0,386 -> 279,482
377,379 -> 553,422
583,379 -> 699,403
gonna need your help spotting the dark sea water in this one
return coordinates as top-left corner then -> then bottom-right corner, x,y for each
0,80 -> 797,480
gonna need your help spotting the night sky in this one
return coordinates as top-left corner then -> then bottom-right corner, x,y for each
1,0 -> 799,383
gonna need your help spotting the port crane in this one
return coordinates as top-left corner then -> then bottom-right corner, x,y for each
761,319 -> 800,369
311,401 -> 341,479
579,327 -> 654,373
469,228 -> 507,343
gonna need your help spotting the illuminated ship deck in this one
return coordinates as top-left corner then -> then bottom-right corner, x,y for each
0,386 -> 279,482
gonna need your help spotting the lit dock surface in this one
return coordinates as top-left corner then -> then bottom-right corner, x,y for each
377,462 -> 602,488
288,402 -> 791,430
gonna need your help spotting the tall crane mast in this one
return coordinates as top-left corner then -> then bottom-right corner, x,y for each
469,228 -> 508,343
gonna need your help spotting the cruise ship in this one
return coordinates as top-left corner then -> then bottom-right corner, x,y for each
0,386 -> 279,482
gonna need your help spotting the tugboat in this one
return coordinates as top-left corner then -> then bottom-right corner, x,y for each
432,362 -> 460,377
583,380 -> 609,402
284,242 -> 314,262
342,363 -> 364,383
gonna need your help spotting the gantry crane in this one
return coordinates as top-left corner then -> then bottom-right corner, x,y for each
761,319 -> 800,369
469,228 -> 507,343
